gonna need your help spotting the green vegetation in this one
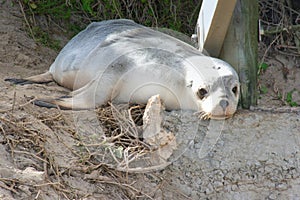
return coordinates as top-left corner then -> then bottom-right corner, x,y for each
286,89 -> 298,107
23,0 -> 72,19
257,62 -> 269,75
259,85 -> 268,94
32,26 -> 61,51
19,0 -> 201,50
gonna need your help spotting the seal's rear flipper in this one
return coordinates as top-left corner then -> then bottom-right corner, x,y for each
5,72 -> 53,85
33,99 -> 60,109
4,78 -> 36,85
30,78 -> 100,110
33,98 -> 73,110
32,94 -> 92,110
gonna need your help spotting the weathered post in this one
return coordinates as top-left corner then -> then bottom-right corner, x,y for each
219,0 -> 258,108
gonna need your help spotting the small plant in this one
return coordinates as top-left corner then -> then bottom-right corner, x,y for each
286,89 -> 298,107
82,0 -> 95,16
257,62 -> 269,75
259,85 -> 268,94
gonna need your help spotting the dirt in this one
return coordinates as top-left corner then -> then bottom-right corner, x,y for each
0,1 -> 300,199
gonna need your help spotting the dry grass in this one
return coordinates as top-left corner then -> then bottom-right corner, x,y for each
0,101 -> 159,198
259,0 -> 300,58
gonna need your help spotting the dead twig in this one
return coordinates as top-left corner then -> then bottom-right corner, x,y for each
18,0 -> 35,41
12,150 -> 49,164
0,180 -> 19,194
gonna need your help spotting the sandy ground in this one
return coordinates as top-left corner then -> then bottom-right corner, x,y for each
1,1 -> 300,199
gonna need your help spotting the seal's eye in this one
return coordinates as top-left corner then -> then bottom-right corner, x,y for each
232,86 -> 238,96
197,88 -> 208,100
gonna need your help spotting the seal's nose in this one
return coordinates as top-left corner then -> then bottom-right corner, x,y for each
219,99 -> 229,111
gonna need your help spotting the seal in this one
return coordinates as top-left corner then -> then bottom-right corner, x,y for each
5,19 -> 240,119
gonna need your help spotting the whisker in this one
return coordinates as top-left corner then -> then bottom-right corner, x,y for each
194,111 -> 211,120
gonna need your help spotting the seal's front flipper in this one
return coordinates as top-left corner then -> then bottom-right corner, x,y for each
5,72 -> 53,85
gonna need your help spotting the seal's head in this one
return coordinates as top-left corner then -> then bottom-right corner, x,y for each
185,56 -> 240,119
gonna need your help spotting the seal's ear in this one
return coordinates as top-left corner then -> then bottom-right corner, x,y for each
186,80 -> 193,88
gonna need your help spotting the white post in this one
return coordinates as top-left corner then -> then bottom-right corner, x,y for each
195,0 -> 237,57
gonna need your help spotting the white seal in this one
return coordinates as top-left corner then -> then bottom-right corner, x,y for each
6,19 -> 240,119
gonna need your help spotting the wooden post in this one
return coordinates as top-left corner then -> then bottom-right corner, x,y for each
219,0 -> 258,108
